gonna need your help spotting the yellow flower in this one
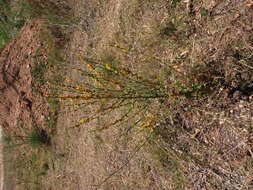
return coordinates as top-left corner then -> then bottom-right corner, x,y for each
79,118 -> 90,124
79,92 -> 92,99
105,63 -> 112,70
140,116 -> 155,129
64,77 -> 71,82
74,104 -> 80,109
105,64 -> 118,73
86,63 -> 95,71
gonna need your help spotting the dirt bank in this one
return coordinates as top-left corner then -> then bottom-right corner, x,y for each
0,19 -> 49,136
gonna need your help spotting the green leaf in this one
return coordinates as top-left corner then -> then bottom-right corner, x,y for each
200,8 -> 209,16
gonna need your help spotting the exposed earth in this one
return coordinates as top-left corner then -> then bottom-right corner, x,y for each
0,19 -> 49,136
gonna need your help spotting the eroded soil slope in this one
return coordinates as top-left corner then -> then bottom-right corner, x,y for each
0,20 -> 49,136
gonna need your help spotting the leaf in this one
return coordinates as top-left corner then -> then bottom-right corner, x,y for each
200,8 -> 209,16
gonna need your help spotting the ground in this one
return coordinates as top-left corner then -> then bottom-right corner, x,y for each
0,20 -> 49,135
0,0 -> 253,190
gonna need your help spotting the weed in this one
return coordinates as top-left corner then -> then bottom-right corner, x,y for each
50,47 -> 206,132
171,0 -> 181,8
0,0 -> 73,50
3,129 -> 52,189
25,130 -> 51,148
52,54 -> 169,129
31,62 -> 47,84
200,8 -> 209,17
149,139 -> 186,190
0,0 -> 26,48
160,22 -> 177,38
47,98 -> 60,113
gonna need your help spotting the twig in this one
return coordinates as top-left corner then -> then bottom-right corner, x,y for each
94,136 -> 150,189
183,0 -> 193,15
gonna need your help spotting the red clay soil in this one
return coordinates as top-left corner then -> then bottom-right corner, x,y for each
0,20 -> 48,136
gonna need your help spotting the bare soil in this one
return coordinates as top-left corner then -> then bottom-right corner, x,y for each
0,19 -> 49,136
